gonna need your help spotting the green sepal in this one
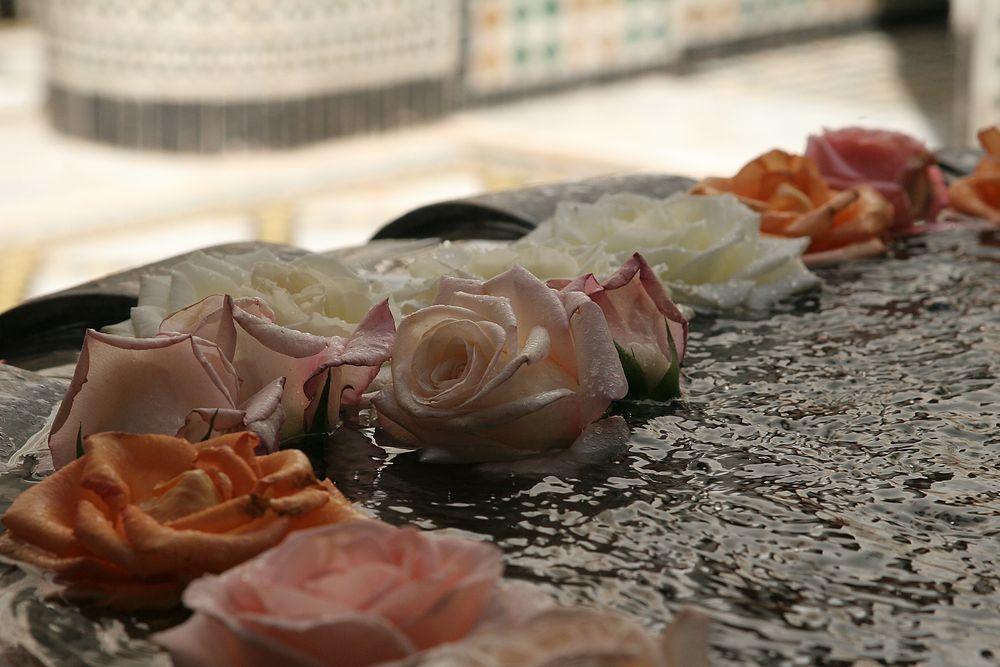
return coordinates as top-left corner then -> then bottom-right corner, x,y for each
75,425 -> 85,459
615,342 -> 648,400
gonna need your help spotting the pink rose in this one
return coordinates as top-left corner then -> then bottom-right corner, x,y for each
153,520 -> 538,667
47,296 -> 394,469
805,127 -> 949,230
551,253 -> 688,400
372,266 -> 627,462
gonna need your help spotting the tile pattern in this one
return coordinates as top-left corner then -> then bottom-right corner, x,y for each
44,0 -> 461,149
463,0 -> 679,96
681,0 -> 880,47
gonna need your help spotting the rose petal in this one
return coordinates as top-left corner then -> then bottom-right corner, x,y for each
1,457 -> 87,556
122,504 -> 291,576
48,331 -> 240,469
80,432 -> 199,512
154,612 -> 325,667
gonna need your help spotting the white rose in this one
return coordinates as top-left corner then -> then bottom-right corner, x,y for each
373,266 -> 627,462
525,192 -> 820,310
106,249 -> 379,338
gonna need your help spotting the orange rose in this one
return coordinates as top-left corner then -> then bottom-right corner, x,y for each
948,126 -> 1000,223
0,431 -> 358,608
691,149 -> 894,264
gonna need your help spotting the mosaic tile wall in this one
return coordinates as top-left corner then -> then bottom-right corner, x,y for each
679,0 -> 881,48
42,0 -> 461,150
33,0 -> 943,149
463,0 -> 680,97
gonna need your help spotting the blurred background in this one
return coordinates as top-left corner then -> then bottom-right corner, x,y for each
0,0 -> 988,308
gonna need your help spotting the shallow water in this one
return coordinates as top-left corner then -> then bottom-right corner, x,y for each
1,230 -> 998,666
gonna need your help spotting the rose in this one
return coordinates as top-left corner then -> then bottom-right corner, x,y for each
412,607 -> 710,667
153,520 -> 544,667
356,240 -> 590,318
551,254 -> 688,400
0,431 -> 358,607
524,192 -> 820,310
106,249 -> 380,339
47,295 -> 394,470
158,294 -> 395,439
691,149 -> 894,264
949,125 -> 1000,223
806,126 -> 949,230
372,266 -> 627,462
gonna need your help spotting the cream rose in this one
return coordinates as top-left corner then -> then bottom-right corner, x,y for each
372,266 -> 627,462
524,192 -> 820,310
107,249 -> 379,339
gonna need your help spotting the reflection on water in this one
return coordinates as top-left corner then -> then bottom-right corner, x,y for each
0,230 -> 998,665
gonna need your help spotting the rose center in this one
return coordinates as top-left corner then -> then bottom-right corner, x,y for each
429,338 -> 473,388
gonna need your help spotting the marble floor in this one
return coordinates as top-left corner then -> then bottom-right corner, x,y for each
0,22 -> 956,309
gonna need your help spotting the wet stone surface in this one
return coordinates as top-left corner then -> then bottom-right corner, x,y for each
0,229 -> 998,666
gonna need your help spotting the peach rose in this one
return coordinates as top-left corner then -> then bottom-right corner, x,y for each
550,253 -> 688,400
0,431 -> 358,607
153,520 -> 541,667
691,149 -> 894,265
372,266 -> 627,462
949,126 -> 1000,223
806,126 -> 949,230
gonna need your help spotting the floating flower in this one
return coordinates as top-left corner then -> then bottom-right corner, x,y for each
691,149 -> 895,263
806,126 -> 949,230
0,432 -> 358,608
551,253 -> 688,400
525,192 -> 819,309
153,520 -> 544,667
107,249 -> 379,339
47,296 -> 394,470
372,266 -> 627,462
948,126 -> 1000,223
